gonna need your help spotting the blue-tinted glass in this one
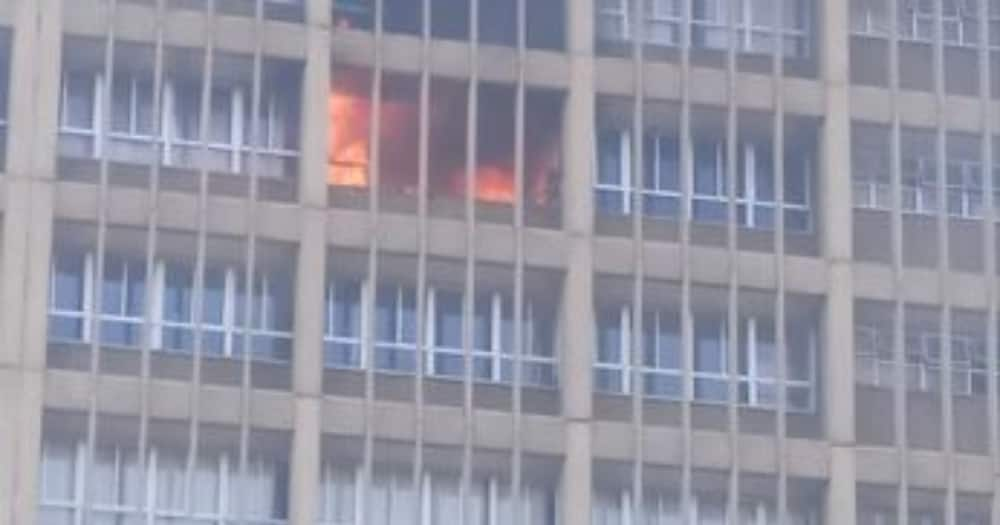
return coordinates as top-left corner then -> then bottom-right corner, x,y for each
162,326 -> 193,352
694,317 -> 724,373
753,144 -> 775,201
163,264 -> 192,323
53,252 -> 86,311
101,257 -> 125,315
694,142 -> 721,195
49,315 -> 83,341
596,189 -> 627,214
375,287 -> 397,342
435,291 -> 463,348
101,320 -> 140,348
399,289 -> 417,342
598,130 -> 623,185
596,310 -> 622,364
268,273 -> 293,331
473,295 -> 494,351
331,281 -> 361,338
202,268 -> 226,325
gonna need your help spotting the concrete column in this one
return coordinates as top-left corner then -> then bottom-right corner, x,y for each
0,0 -> 62,524
560,0 -> 595,522
289,2 -> 330,524
820,0 -> 856,522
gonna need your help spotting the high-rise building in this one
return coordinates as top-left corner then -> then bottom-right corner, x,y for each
0,0 -> 997,523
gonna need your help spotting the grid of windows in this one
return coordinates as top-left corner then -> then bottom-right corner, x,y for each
596,0 -> 812,58
58,67 -> 299,178
324,279 -> 558,388
38,440 -> 289,525
850,0 -> 1000,49
596,129 -> 812,232
318,465 -> 558,525
854,325 -> 992,396
594,305 -> 817,412
592,489 -> 819,525
48,250 -> 295,363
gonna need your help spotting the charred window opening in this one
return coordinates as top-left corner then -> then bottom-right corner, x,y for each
328,68 -> 563,210
332,0 -> 565,50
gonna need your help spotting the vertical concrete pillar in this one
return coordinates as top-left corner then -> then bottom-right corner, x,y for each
560,0 -> 595,522
0,0 -> 61,524
289,1 -> 331,524
820,0 -> 857,523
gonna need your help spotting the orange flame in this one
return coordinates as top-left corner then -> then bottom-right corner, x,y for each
327,91 -> 370,188
474,165 -> 516,204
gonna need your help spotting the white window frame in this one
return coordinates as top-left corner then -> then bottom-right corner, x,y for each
595,129 -> 634,215
426,288 -> 558,388
319,465 -> 556,525
324,278 -> 367,369
48,250 -> 293,363
855,324 -> 992,397
58,71 -> 297,177
596,489 -> 819,525
38,440 -> 288,525
594,305 -> 633,394
373,284 -> 419,374
640,309 -> 683,399
48,251 -> 95,343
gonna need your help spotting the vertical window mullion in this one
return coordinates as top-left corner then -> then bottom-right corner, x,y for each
621,306 -> 632,393
93,74 -> 104,157
427,288 -> 437,375
622,130 -> 633,214
232,87 -> 244,173
84,253 -> 95,342
491,292 -> 503,382
224,267 -> 236,357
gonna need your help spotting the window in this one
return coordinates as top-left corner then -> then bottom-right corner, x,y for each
333,281 -> 558,387
693,314 -> 728,402
38,441 -> 288,525
375,284 -> 419,373
898,0 -> 980,47
594,306 -> 683,399
596,0 -> 683,45
643,134 -> 682,217
597,307 -> 815,411
855,325 -> 991,397
48,251 -> 146,349
641,311 -> 683,398
58,68 -> 299,178
320,465 -> 557,525
595,306 -> 631,394
596,489 -> 818,525
852,0 -> 891,35
48,249 -> 294,364
325,279 -> 364,368
333,0 -> 375,30
596,129 -> 632,215
429,290 -> 558,387
692,139 -> 728,223
691,0 -> 811,57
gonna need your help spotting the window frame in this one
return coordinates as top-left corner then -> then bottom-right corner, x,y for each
57,70 -> 298,178
48,250 -> 294,364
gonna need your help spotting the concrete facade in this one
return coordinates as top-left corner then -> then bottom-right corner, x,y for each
0,0 -> 997,523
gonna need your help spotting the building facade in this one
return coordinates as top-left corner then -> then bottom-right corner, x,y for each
0,0 -> 997,523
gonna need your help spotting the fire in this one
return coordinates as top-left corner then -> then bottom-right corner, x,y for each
474,165 -> 516,203
327,91 -> 370,188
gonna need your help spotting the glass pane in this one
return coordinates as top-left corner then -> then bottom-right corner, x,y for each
65,72 -> 95,129
53,252 -> 86,311
434,291 -> 463,349
42,444 -> 76,501
598,130 -> 625,186
202,268 -> 227,325
163,264 -> 193,323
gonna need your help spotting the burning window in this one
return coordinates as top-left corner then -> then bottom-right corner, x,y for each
328,68 -> 563,209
